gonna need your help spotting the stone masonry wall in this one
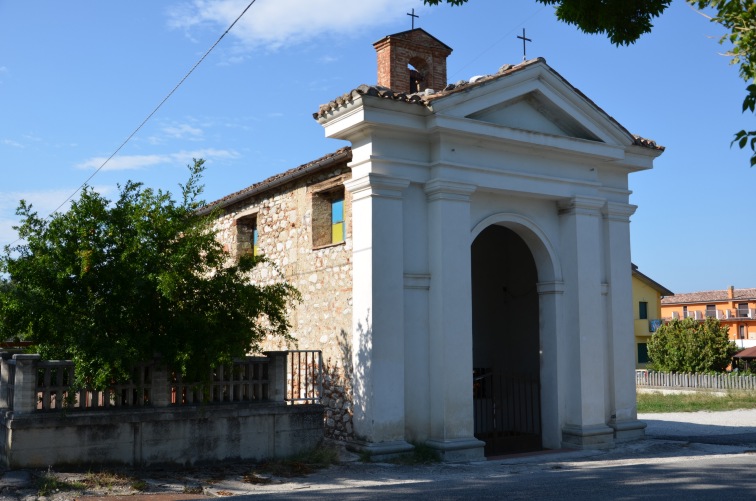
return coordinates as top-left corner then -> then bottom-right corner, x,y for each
212,163 -> 354,441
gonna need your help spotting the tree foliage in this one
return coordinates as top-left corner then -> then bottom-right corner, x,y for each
647,317 -> 739,373
0,160 -> 298,390
424,0 -> 756,166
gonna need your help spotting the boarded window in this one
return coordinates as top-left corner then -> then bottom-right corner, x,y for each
331,197 -> 344,244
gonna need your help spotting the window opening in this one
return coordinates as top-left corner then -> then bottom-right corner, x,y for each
637,343 -> 649,364
236,214 -> 258,257
738,302 -> 749,317
408,57 -> 428,93
639,301 -> 648,320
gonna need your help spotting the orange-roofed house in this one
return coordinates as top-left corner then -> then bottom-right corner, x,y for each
660,286 -> 756,350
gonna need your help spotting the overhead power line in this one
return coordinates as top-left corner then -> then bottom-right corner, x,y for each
5,0 -> 257,249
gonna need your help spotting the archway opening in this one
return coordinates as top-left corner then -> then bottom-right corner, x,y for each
408,57 -> 428,93
472,224 -> 541,456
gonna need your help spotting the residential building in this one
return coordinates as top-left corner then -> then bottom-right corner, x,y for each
631,264 -> 673,368
661,287 -> 756,349
204,28 -> 663,458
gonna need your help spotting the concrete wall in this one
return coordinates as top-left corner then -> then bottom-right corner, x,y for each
1,403 -> 323,468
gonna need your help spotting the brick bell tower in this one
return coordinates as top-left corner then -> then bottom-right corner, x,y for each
373,28 -> 453,94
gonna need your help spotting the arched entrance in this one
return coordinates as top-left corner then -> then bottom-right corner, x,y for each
471,224 -> 541,455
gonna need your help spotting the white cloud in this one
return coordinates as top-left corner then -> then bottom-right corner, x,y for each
1,138 -> 23,148
0,188 -> 77,216
168,0 -> 417,51
162,123 -> 204,140
75,149 -> 240,171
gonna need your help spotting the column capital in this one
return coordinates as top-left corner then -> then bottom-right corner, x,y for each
602,202 -> 637,222
344,173 -> 410,201
424,179 -> 476,202
537,281 -> 565,295
557,196 -> 605,216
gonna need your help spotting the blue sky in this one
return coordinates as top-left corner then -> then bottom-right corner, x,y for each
0,0 -> 752,293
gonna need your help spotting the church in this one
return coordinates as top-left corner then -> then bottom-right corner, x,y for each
204,28 -> 664,460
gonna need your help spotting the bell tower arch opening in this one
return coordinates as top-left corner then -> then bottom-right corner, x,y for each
408,57 -> 429,93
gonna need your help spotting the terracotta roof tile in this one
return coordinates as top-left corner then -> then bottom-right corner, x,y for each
198,147 -> 351,214
661,288 -> 756,305
313,58 -> 664,152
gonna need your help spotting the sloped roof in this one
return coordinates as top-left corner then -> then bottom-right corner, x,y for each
733,346 -> 756,359
373,28 -> 453,53
198,147 -> 352,215
313,58 -> 663,151
632,263 -> 673,297
661,288 -> 756,305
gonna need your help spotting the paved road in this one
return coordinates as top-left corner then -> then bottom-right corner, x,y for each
227,410 -> 756,500
230,454 -> 756,500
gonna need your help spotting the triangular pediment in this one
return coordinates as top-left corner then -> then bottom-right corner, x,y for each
427,60 -> 637,150
467,91 -> 601,142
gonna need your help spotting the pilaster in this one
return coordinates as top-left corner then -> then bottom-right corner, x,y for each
344,173 -> 412,456
557,196 -> 614,449
603,202 -> 646,441
13,354 -> 41,414
424,179 -> 485,461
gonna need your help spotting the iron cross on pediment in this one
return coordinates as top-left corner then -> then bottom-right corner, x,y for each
407,8 -> 419,29
517,28 -> 532,61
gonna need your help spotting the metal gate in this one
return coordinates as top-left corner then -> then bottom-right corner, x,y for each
473,370 -> 541,456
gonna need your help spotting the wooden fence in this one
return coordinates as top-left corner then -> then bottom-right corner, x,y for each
636,370 -> 756,391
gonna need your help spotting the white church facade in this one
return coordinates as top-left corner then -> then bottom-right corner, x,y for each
207,29 -> 664,460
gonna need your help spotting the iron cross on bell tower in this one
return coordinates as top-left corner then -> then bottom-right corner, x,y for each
517,28 -> 532,61
407,8 -> 419,29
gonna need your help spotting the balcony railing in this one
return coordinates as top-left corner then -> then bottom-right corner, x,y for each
669,308 -> 756,322
725,308 -> 756,319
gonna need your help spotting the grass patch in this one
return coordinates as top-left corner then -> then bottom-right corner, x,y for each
637,391 -> 756,413
390,443 -> 440,465
250,443 -> 340,479
36,468 -> 147,496
36,470 -> 86,496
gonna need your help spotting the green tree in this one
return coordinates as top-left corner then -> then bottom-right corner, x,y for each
424,0 -> 756,166
0,160 -> 298,390
647,317 -> 739,372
